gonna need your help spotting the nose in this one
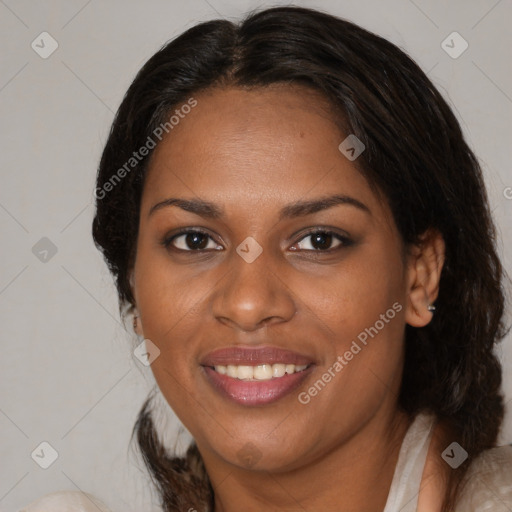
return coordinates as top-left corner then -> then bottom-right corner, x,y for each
211,249 -> 296,332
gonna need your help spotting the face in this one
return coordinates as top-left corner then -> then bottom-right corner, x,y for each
132,85 -> 416,473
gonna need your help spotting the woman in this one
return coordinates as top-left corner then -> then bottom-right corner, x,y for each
24,5 -> 511,512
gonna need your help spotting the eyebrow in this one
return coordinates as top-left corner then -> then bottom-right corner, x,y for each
148,194 -> 371,220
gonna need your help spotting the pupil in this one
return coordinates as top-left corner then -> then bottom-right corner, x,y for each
312,232 -> 332,250
186,233 -> 208,249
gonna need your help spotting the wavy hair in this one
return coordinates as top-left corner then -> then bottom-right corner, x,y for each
92,6 -> 509,511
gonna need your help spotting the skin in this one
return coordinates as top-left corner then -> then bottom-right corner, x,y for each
131,84 -> 447,511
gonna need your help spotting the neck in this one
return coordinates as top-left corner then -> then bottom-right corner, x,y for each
204,408 -> 412,512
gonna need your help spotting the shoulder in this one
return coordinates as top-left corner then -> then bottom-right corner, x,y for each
21,491 -> 112,512
455,445 -> 512,511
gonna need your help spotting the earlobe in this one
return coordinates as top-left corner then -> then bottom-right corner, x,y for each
128,271 -> 144,336
133,310 -> 144,337
404,229 -> 445,328
406,287 -> 434,327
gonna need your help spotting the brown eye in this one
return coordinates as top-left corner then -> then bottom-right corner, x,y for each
292,230 -> 352,251
164,230 -> 223,251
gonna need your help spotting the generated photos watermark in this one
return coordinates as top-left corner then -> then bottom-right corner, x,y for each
94,97 -> 197,200
298,301 -> 403,404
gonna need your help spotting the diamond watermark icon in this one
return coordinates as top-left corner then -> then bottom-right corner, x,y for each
441,32 -> 468,59
32,237 -> 58,263
338,134 -> 365,161
237,442 -> 262,468
236,236 -> 263,263
31,32 -> 59,59
31,441 -> 59,469
441,441 -> 468,469
134,338 -> 161,366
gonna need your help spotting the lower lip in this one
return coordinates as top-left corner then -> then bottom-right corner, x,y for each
203,366 -> 313,406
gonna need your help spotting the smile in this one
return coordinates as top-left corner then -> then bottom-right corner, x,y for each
201,346 -> 315,406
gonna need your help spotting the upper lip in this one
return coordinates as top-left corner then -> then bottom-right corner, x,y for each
201,345 -> 315,367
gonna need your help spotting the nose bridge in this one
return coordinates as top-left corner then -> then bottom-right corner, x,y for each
211,242 -> 296,330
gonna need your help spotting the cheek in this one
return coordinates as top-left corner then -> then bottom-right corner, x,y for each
134,239 -> 208,331
301,239 -> 406,405
301,280 -> 405,438
132,245 -> 208,392
306,242 -> 405,349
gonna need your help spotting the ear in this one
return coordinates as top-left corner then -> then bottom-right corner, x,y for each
129,271 -> 144,337
405,229 -> 445,328
132,307 -> 144,337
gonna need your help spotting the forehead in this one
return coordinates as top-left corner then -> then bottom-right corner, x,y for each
147,84 -> 342,170
141,85 -> 384,223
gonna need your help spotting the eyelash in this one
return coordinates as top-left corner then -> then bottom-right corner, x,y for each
162,228 -> 354,253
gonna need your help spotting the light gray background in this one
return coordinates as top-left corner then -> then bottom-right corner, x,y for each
1,1 -> 511,511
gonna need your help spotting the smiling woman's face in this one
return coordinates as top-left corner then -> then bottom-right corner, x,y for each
131,84 -> 425,474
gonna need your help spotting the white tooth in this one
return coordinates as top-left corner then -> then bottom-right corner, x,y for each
227,365 -> 238,378
237,365 -> 254,380
253,364 -> 273,380
272,363 -> 286,377
285,364 -> 296,375
223,363 -> 306,379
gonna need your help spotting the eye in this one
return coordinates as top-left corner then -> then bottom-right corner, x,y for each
291,230 -> 352,251
163,229 -> 223,252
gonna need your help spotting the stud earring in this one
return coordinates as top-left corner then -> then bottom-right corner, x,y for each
133,316 -> 138,330
427,304 -> 436,313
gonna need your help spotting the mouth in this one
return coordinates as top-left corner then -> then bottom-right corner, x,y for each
201,346 -> 315,406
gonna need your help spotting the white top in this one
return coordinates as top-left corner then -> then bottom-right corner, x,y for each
383,412 -> 435,512
21,413 -> 512,512
386,412 -> 512,511
20,490 -> 112,512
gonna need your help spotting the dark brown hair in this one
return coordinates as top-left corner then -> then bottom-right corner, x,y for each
92,6 -> 509,511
